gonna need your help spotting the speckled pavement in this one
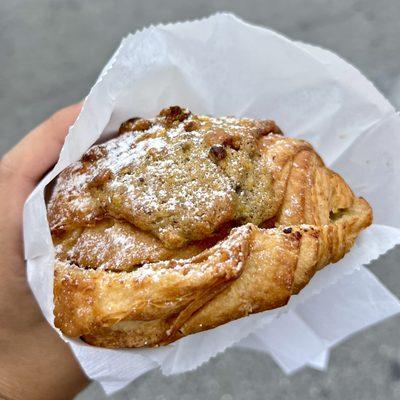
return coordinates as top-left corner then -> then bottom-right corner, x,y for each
1,2 -> 400,399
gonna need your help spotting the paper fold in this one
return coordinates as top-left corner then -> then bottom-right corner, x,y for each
23,13 -> 400,395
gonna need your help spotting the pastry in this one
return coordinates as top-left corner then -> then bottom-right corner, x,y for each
48,106 -> 372,348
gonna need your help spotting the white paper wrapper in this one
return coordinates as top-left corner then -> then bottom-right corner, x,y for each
23,13 -> 400,395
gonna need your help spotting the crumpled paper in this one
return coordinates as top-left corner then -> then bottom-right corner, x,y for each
23,13 -> 400,395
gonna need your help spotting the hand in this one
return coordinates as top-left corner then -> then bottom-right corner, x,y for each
0,104 -> 89,400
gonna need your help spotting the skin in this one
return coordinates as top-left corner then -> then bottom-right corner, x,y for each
0,103 -> 89,400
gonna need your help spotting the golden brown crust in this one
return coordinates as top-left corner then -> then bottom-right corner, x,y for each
49,106 -> 373,348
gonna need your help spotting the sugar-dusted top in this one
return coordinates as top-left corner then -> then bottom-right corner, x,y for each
48,106 -> 283,251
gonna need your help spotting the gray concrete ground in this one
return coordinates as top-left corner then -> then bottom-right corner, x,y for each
1,1 -> 400,399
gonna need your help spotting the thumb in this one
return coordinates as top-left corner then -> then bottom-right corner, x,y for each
1,102 -> 82,190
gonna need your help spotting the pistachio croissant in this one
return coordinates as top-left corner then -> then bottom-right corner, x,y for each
48,106 -> 372,348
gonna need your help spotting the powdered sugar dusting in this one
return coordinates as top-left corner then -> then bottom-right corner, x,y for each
49,108 -> 282,251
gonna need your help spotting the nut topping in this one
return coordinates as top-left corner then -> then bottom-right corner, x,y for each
159,106 -> 190,125
119,118 -> 152,134
209,145 -> 227,161
81,145 -> 108,163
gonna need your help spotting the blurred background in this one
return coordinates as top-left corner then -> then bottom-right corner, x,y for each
1,1 -> 400,399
